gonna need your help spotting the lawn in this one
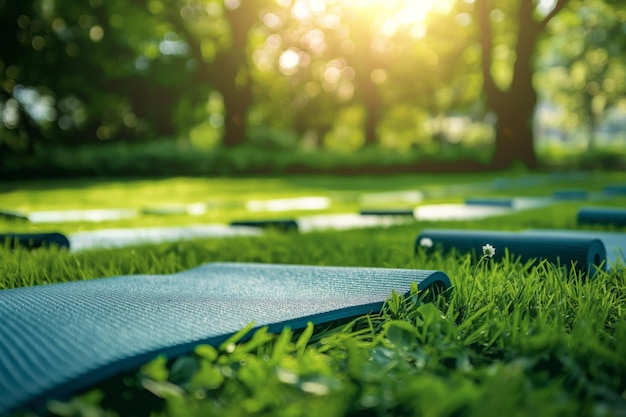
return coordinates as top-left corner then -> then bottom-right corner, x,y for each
1,170 -> 625,417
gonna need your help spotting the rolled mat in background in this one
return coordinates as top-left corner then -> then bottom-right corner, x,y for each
0,262 -> 451,414
0,232 -> 70,250
0,210 -> 29,222
464,198 -> 514,208
553,189 -> 588,200
415,229 -> 606,276
577,207 -> 626,227
230,219 -> 299,232
603,185 -> 626,195
359,209 -> 415,216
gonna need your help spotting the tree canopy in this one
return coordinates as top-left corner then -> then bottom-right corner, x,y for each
1,0 -> 624,169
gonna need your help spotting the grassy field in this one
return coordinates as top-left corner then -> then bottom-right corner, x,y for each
1,171 -> 626,416
2,169 -> 625,233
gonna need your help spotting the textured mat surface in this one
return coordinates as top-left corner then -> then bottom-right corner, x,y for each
0,262 -> 450,414
416,229 -> 606,276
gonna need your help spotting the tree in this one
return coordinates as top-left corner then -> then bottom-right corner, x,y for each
475,0 -> 569,169
216,3 -> 260,148
0,0 -> 187,155
537,0 -> 626,150
161,0 -> 273,148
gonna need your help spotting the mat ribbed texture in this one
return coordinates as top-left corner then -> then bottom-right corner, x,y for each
0,262 -> 450,414
523,230 -> 625,271
416,229 -> 606,276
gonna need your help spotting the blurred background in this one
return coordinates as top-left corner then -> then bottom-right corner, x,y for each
1,0 -> 625,179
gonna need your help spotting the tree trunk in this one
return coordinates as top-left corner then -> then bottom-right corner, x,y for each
214,46 -> 251,148
215,4 -> 258,148
475,0 -> 568,169
491,105 -> 536,169
349,11 -> 383,147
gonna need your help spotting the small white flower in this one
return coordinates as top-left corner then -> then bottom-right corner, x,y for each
482,243 -> 496,258
419,237 -> 434,248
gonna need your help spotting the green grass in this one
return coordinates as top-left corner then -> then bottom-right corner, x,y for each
2,173 -> 626,416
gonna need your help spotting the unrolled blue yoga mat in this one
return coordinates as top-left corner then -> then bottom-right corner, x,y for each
0,262 -> 450,414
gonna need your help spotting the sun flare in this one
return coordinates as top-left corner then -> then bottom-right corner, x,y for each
289,0 -> 452,28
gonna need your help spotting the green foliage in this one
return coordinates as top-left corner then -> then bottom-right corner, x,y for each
0,138 -> 498,180
537,0 -> 626,150
5,0 -> 623,172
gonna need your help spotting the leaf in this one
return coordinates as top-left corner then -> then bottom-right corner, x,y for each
169,356 -> 200,385
195,344 -> 218,362
270,326 -> 293,365
190,362 -> 225,390
141,378 -> 185,399
384,320 -> 419,349
219,321 -> 256,353
140,355 -> 169,382
295,322 -> 314,356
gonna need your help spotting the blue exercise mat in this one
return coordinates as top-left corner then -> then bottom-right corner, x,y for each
359,209 -> 415,216
0,262 -> 450,415
0,209 -> 29,222
603,185 -> 626,195
522,229 -> 625,271
553,189 -> 588,200
229,219 -> 299,232
464,197 -> 514,208
416,229 -> 606,277
577,207 -> 626,227
0,232 -> 70,250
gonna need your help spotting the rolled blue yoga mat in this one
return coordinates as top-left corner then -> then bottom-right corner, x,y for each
0,232 -> 70,250
464,198 -> 514,208
230,219 -> 299,232
603,185 -> 626,195
553,189 -> 588,200
359,209 -> 415,216
0,262 -> 450,414
577,207 -> 626,227
0,209 -> 29,221
522,229 -> 625,271
415,229 -> 606,276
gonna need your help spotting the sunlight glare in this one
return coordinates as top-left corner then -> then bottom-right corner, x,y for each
291,0 -> 451,28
